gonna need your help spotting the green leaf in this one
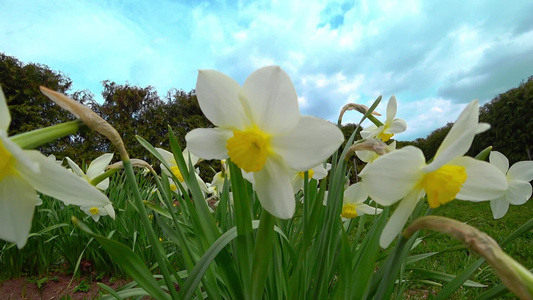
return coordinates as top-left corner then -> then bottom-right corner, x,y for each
72,217 -> 170,299
144,201 -> 172,219
409,268 -> 487,287
406,252 -> 438,265
180,221 -> 293,300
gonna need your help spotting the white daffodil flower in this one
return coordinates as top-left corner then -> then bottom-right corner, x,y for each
361,96 -> 407,142
0,88 -> 113,248
155,147 -> 209,194
291,163 -> 331,193
185,66 -> 344,219
81,204 -> 112,222
208,171 -> 226,196
65,153 -> 114,190
341,182 -> 382,219
489,151 -> 533,219
360,100 -> 508,248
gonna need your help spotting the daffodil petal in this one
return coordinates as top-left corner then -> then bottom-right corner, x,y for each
344,182 -> 368,205
18,151 -> 111,207
104,203 -> 115,219
95,178 -> 110,191
360,146 -> 425,206
2,133 -> 39,173
196,69 -> 249,129
0,175 -> 38,248
429,100 -> 480,172
489,151 -> 509,174
242,170 -> 255,186
155,148 -> 176,165
183,148 -> 200,166
0,88 -> 10,131
490,198 -> 509,219
253,155 -> 295,219
387,118 -> 407,134
379,188 -> 421,248
452,157 -> 508,201
360,125 -> 378,139
241,66 -> 300,134
185,128 -> 232,160
86,153 -> 113,180
506,180 -> 532,205
65,157 -> 86,177
311,163 -> 329,180
385,96 -> 397,124
356,203 -> 382,215
271,116 -> 344,171
507,161 -> 533,182
355,150 -> 377,163
290,173 -> 303,194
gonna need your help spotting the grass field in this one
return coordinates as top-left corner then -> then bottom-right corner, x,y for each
0,170 -> 531,299
405,199 -> 533,299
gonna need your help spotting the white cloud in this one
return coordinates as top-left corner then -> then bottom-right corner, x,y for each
1,0 -> 531,140
395,97 -> 467,141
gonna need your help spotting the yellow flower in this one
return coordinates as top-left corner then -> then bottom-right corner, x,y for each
185,66 -> 344,218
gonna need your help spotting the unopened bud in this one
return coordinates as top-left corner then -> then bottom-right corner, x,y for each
40,86 -> 129,161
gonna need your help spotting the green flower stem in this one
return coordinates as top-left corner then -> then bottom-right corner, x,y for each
251,210 -> 276,300
90,168 -> 118,187
10,120 -> 85,149
122,159 -> 180,300
366,114 -> 384,127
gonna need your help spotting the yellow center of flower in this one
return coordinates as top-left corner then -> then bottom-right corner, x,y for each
421,165 -> 467,208
341,204 -> 358,219
0,140 -> 14,181
89,207 -> 99,215
378,132 -> 394,142
170,166 -> 184,182
226,128 -> 270,173
298,169 -> 315,179
170,184 -> 177,191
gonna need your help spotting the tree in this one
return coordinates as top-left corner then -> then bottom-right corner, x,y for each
468,76 -> 533,163
0,53 -> 77,156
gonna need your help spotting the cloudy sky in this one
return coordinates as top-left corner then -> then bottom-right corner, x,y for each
1,0 -> 532,140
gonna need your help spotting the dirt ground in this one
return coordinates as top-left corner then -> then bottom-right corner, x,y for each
0,273 -> 129,300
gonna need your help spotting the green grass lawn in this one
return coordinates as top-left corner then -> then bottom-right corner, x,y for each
406,199 -> 533,299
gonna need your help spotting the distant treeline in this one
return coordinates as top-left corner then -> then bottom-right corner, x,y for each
397,77 -> 533,164
2,53 -> 532,174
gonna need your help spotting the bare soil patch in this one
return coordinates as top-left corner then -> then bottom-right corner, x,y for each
0,273 -> 128,299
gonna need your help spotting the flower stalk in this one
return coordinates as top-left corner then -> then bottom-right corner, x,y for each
10,120 -> 85,149
404,216 -> 533,300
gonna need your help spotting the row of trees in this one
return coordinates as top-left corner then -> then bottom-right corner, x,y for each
2,53 -> 532,170
1,53 -> 213,167
399,76 -> 533,164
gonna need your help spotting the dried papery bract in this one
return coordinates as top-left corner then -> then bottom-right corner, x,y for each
404,216 -> 533,300
338,103 -> 382,124
107,159 -> 155,173
39,86 -> 129,161
345,138 -> 389,160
